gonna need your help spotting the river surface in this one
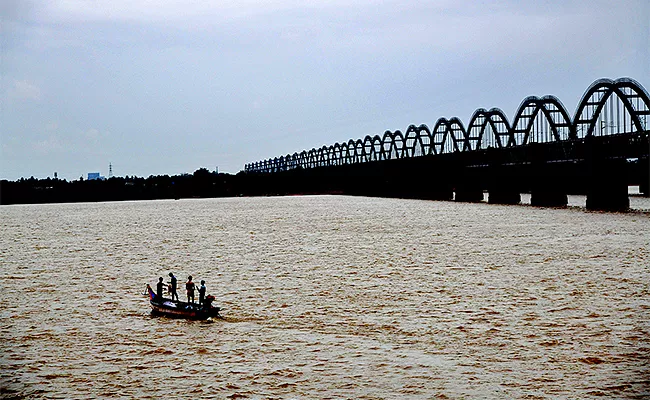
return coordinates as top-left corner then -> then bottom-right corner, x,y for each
1,195 -> 649,399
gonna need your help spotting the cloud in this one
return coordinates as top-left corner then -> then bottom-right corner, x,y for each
45,0 -> 378,22
30,121 -> 63,154
84,128 -> 100,138
3,0 -> 646,179
6,80 -> 42,101
29,123 -> 108,157
0,0 -> 34,21
32,134 -> 64,154
34,0 -> 646,66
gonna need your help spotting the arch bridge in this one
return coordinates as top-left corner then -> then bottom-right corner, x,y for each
244,78 -> 650,211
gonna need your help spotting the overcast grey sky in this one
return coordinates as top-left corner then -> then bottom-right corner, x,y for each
1,0 -> 648,180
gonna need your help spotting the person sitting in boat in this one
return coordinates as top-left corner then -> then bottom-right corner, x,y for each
156,277 -> 165,302
198,280 -> 207,306
204,294 -> 215,311
186,276 -> 196,305
168,272 -> 179,302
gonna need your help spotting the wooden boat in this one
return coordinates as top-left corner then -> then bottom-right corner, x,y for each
146,284 -> 222,319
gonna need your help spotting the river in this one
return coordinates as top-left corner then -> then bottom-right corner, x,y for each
1,195 -> 649,399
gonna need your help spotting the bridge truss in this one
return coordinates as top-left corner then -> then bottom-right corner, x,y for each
245,78 -> 650,173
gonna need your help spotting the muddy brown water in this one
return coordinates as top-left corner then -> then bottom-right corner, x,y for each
1,195 -> 649,399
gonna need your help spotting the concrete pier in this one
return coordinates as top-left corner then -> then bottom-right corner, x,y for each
454,185 -> 484,202
531,190 -> 568,207
530,180 -> 568,207
586,159 -> 630,211
488,189 -> 521,205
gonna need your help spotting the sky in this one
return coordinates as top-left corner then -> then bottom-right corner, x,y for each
1,0 -> 648,180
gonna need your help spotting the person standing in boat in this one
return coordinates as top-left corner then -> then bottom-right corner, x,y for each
198,280 -> 207,306
168,272 -> 179,302
156,277 -> 165,302
186,275 -> 196,304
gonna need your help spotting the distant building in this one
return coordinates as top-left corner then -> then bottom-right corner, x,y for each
88,172 -> 104,180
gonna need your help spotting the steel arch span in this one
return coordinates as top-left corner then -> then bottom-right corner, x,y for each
403,124 -> 432,157
574,78 -> 650,138
466,108 -> 512,150
362,136 -> 374,162
431,118 -> 466,155
511,96 -> 573,145
245,77 -> 649,173
383,130 -> 405,160
371,135 -> 383,161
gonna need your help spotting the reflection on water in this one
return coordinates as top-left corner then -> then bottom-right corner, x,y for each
1,195 -> 649,398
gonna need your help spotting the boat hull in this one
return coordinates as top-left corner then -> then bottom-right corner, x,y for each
146,285 -> 221,320
150,299 -> 222,319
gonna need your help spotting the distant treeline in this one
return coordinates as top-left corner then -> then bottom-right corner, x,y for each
0,168 -> 245,205
0,167 -> 344,205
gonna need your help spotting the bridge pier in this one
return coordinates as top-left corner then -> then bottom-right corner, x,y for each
586,182 -> 629,211
641,157 -> 650,197
528,144 -> 569,207
531,188 -> 568,207
586,159 -> 630,211
454,184 -> 484,202
391,178 -> 454,200
488,188 -> 521,205
530,178 -> 568,207
421,186 -> 454,201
